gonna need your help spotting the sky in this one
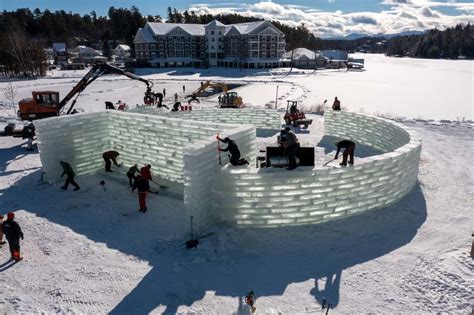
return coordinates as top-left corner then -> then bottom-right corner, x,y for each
1,0 -> 473,37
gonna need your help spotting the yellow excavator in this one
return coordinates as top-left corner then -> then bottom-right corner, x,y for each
186,81 -> 244,108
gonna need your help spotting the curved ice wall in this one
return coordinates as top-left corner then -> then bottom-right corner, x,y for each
211,110 -> 422,227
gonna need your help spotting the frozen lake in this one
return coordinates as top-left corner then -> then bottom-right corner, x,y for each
0,54 -> 472,121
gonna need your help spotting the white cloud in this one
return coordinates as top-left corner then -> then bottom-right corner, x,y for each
187,1 -> 474,37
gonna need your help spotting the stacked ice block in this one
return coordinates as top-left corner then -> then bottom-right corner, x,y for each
35,112 -> 111,179
183,126 -> 256,231
129,107 -> 281,132
211,110 -> 422,227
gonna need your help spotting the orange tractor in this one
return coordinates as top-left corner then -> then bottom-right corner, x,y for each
283,100 -> 312,128
18,63 -> 157,120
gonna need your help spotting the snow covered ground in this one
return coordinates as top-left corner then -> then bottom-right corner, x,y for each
0,55 -> 473,314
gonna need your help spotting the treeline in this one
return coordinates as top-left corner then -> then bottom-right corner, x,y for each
0,6 -> 472,77
386,24 -> 473,58
0,6 -> 158,76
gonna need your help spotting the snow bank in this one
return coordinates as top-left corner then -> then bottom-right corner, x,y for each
212,110 -> 421,227
130,107 -> 281,132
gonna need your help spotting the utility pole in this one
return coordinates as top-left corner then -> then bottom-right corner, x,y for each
275,85 -> 279,109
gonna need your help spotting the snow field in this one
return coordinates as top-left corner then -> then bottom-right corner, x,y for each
211,109 -> 421,227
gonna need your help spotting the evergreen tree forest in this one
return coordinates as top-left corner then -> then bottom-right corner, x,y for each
1,6 -> 472,76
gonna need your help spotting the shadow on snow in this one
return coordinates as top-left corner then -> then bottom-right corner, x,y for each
2,167 -> 426,314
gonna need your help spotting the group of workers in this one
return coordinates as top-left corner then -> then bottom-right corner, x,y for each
60,150 -> 158,213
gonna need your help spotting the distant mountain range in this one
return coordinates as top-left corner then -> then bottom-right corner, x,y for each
326,30 -> 426,40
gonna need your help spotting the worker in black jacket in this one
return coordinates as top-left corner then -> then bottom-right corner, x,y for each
217,137 -> 249,166
102,150 -> 121,172
132,175 -> 150,213
335,140 -> 356,166
60,161 -> 80,191
2,212 -> 24,261
127,164 -> 140,187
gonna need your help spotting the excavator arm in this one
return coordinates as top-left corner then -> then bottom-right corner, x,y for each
58,63 -> 154,114
189,81 -> 229,98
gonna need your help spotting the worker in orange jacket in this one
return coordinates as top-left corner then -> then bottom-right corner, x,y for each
132,175 -> 149,213
140,164 -> 152,181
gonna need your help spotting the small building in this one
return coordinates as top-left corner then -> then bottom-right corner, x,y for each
52,43 -> 68,65
281,48 -> 328,69
113,44 -> 131,61
70,46 -> 105,64
320,50 -> 348,62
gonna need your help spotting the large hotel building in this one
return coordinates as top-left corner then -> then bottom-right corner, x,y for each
133,20 -> 286,68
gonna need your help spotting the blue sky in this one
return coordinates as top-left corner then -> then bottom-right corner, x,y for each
2,0 -> 473,36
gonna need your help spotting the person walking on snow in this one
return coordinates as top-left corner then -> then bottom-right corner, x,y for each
132,175 -> 149,213
182,85 -> 185,93
60,161 -> 80,191
2,212 -> 24,261
127,164 -> 140,187
0,214 -> 5,245
332,97 -> 341,111
22,123 -> 35,151
282,127 -> 300,170
102,150 -> 121,172
335,140 -> 356,166
163,88 -> 166,97
217,137 -> 249,166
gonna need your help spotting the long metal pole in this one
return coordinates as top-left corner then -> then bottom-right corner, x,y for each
275,85 -> 279,109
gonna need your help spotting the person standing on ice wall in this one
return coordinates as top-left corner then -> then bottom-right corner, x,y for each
335,140 -> 356,166
2,212 -> 24,261
282,127 -> 300,170
332,97 -> 341,111
132,175 -> 149,213
102,150 -> 121,172
127,164 -> 140,187
217,137 -> 249,166
60,161 -> 80,191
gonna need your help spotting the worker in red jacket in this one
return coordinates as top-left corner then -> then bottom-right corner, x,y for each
140,164 -> 152,181
132,175 -> 149,213
2,212 -> 24,261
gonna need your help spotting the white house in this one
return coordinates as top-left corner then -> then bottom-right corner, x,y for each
113,44 -> 131,61
282,48 -> 328,69
52,43 -> 68,65
70,46 -> 105,64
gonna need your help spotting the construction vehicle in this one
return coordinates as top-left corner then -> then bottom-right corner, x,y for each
18,63 -> 157,120
283,100 -> 312,128
187,81 -> 244,108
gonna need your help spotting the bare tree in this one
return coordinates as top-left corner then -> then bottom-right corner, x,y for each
2,83 -> 18,115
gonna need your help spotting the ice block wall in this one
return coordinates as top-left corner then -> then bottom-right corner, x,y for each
35,112 -> 111,179
183,126 -> 256,231
129,107 -> 281,132
106,111 -> 234,183
212,111 -> 422,227
35,110 -> 248,184
324,109 -> 410,153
